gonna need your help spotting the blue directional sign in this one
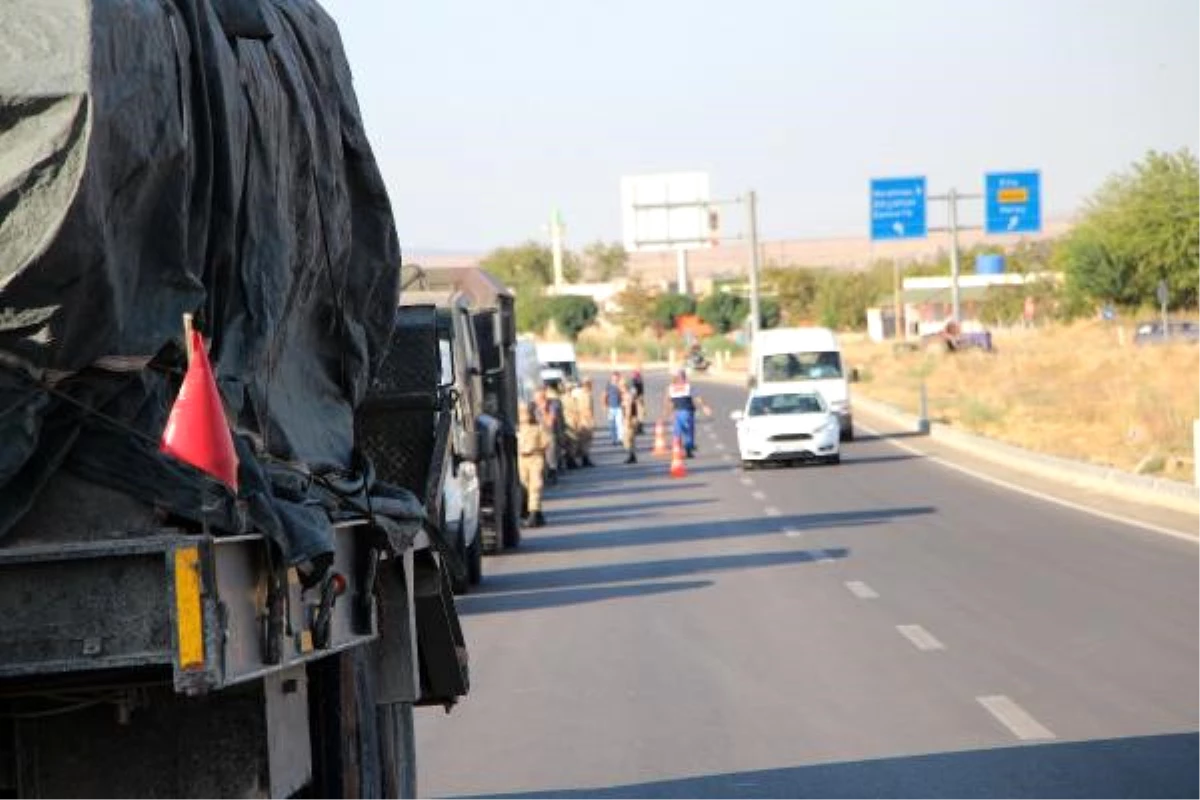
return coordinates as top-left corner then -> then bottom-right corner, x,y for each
985,171 -> 1041,234
870,177 -> 927,240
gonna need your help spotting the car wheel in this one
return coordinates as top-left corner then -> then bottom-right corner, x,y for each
742,460 -> 757,471
840,423 -> 854,442
826,454 -> 841,465
466,523 -> 483,586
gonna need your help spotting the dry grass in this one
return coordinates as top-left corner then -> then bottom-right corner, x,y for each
840,322 -> 1200,481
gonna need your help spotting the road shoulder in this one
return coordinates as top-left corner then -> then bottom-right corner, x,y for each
694,370 -> 1199,542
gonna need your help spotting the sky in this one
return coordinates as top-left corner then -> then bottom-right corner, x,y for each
321,0 -> 1199,254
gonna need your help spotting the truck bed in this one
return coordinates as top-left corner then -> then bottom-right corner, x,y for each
0,521 -> 417,694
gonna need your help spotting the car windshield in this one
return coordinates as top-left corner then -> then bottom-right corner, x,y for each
762,351 -> 842,381
747,393 -> 826,416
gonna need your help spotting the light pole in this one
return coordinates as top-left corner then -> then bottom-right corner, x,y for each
746,190 -> 762,340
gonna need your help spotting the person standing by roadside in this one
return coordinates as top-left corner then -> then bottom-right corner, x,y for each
516,402 -> 548,527
546,384 -> 567,475
630,368 -> 646,434
605,371 -> 624,446
661,369 -> 711,458
621,376 -> 640,464
560,381 -> 580,470
533,388 -> 559,485
570,378 -> 595,467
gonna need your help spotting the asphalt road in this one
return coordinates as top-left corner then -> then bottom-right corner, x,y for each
414,373 -> 1198,799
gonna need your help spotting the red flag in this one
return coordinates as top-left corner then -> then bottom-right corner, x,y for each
160,330 -> 239,491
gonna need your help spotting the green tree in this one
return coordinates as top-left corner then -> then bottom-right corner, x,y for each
763,266 -> 820,323
515,287 -> 551,333
697,292 -> 749,334
1060,149 -> 1199,308
480,241 -> 582,291
612,276 -> 658,335
582,241 -> 629,282
811,267 -> 890,330
759,297 -> 782,329
652,293 -> 697,332
544,296 -> 598,340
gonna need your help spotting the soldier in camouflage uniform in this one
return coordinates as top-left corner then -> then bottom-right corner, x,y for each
570,378 -> 595,467
517,402 -> 548,527
561,381 -> 580,470
621,377 -> 639,464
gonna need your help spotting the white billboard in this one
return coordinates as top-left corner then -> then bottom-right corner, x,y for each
620,172 -> 713,253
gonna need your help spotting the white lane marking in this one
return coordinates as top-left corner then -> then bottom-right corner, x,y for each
740,476 -> 754,486
896,624 -> 945,651
750,490 -> 766,501
814,549 -> 838,562
977,695 -> 1056,741
763,506 -> 781,517
855,420 -> 1198,544
844,580 -> 879,599
715,442 -> 727,451
784,528 -> 803,538
721,453 -> 733,462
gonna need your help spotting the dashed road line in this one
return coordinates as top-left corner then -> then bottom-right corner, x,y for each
814,549 -> 838,563
977,695 -> 1056,741
740,476 -> 754,486
896,624 -> 945,651
763,506 -> 781,517
844,580 -> 879,599
750,490 -> 766,501
721,453 -> 733,462
784,528 -> 803,538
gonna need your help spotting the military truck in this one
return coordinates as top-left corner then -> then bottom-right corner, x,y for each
387,299 -> 485,594
0,2 -> 467,796
406,267 -> 525,555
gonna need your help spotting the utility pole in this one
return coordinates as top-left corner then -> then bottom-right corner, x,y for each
948,187 -> 961,323
746,190 -> 762,341
891,256 -> 903,340
927,188 -> 979,325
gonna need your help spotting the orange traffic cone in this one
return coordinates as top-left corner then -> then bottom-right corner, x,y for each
160,329 -> 239,491
669,436 -> 687,479
652,420 -> 668,457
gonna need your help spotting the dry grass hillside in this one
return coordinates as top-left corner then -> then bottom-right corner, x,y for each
840,322 -> 1199,482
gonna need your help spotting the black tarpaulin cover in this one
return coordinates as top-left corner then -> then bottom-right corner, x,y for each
0,0 -> 411,562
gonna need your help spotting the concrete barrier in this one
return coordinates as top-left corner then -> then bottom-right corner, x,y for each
696,366 -> 1199,515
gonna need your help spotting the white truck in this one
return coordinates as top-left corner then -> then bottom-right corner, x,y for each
535,341 -> 580,389
749,327 -> 855,441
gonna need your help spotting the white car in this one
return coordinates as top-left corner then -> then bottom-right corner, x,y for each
731,388 -> 841,468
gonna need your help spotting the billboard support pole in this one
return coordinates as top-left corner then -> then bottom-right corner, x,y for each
676,249 -> 689,295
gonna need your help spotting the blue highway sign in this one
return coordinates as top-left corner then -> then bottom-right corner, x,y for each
870,177 -> 927,240
985,171 -> 1041,234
